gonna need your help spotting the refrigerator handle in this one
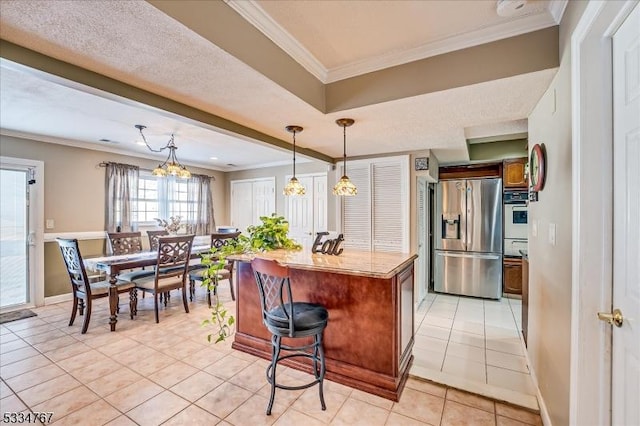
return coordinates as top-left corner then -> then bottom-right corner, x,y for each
436,252 -> 501,260
460,182 -> 467,250
465,182 -> 472,250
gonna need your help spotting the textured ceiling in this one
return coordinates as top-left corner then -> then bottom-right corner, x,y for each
0,0 -> 562,167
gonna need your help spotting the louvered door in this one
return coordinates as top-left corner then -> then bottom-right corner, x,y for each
373,161 -> 406,252
342,164 -> 371,249
339,156 -> 409,253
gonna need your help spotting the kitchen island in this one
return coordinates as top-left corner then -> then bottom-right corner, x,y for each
229,249 -> 417,401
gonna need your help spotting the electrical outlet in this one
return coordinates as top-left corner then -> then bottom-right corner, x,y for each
548,223 -> 556,246
45,219 -> 54,229
532,220 -> 538,237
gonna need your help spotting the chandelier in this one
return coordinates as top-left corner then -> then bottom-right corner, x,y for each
332,118 -> 357,196
283,125 -> 306,196
135,125 -> 191,179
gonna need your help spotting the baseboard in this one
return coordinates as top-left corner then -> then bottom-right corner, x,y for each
44,292 -> 73,305
520,337 -> 553,425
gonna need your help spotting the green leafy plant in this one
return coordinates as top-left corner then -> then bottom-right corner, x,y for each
202,214 -> 301,343
246,214 -> 302,251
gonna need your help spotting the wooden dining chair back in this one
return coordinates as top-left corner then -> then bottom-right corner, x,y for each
107,231 -> 143,255
131,234 -> 195,323
147,230 -> 169,251
56,238 -> 135,333
189,231 -> 242,304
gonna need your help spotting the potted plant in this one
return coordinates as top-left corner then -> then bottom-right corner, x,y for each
201,214 -> 301,343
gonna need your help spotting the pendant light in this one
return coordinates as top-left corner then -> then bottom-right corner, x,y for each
283,125 -> 306,196
333,118 -> 357,196
136,125 -> 191,179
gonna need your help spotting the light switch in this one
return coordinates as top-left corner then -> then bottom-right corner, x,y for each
548,223 -> 556,246
46,219 -> 54,229
532,220 -> 538,237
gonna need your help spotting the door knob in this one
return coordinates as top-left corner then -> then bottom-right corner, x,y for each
597,308 -> 624,327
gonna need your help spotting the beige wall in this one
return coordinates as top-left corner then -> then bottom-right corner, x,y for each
1,134 -> 226,297
526,1 -> 587,424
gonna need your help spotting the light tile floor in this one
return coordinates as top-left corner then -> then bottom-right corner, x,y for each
0,284 -> 541,425
411,292 -> 538,410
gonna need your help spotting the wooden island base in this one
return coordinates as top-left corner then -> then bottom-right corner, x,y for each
230,250 -> 417,401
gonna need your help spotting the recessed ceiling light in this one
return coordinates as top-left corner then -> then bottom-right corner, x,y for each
210,157 -> 218,160
136,141 -> 146,146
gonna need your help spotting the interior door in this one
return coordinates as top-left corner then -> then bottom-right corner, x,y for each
252,178 -> 275,221
286,175 -> 314,248
286,174 -> 327,249
416,178 -> 428,304
230,180 -> 254,233
612,5 -> 639,424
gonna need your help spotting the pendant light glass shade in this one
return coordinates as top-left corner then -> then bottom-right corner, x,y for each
333,118 -> 357,196
283,125 -> 306,196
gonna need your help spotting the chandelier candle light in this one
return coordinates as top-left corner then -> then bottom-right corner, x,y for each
283,125 -> 306,196
333,118 -> 357,196
135,124 -> 191,179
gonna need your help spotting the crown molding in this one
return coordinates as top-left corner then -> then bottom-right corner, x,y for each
326,12 -> 558,83
227,0 -> 559,84
548,0 -> 569,24
225,0 -> 328,82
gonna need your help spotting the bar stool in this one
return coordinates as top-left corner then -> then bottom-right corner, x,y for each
251,258 -> 329,415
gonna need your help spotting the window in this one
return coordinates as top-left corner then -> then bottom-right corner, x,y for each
133,172 -> 200,226
135,174 -> 159,223
106,164 -> 215,235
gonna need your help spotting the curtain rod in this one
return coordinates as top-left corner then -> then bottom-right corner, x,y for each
98,161 -> 216,180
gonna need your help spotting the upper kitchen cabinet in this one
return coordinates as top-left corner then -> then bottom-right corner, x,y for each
503,158 -> 528,189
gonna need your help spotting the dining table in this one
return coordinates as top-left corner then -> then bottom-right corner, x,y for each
84,244 -> 212,331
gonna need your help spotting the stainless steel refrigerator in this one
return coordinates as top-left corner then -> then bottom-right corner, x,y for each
434,178 -> 502,299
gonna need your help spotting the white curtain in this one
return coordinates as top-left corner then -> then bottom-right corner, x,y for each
186,174 -> 215,235
105,162 -> 139,232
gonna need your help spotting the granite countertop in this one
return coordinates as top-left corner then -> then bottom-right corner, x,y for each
519,249 -> 528,259
229,249 -> 417,279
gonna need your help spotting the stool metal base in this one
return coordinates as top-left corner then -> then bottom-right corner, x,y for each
265,333 -> 326,415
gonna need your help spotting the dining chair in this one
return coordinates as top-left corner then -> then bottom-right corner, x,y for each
189,231 -> 241,305
252,257 -> 329,415
107,231 -> 144,255
131,234 -> 195,323
146,229 -> 169,251
56,238 -> 136,334
106,231 -> 155,282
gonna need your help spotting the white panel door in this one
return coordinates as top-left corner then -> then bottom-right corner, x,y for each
286,175 -> 314,248
286,174 -> 327,249
252,178 -> 276,222
230,181 -> 254,233
313,175 -> 328,234
612,5 -> 640,425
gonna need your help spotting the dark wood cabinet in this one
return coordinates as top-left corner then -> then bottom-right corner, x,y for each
522,256 -> 529,346
503,158 -> 527,189
503,257 -> 522,294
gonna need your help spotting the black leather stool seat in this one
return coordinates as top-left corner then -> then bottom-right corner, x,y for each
267,303 -> 328,333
